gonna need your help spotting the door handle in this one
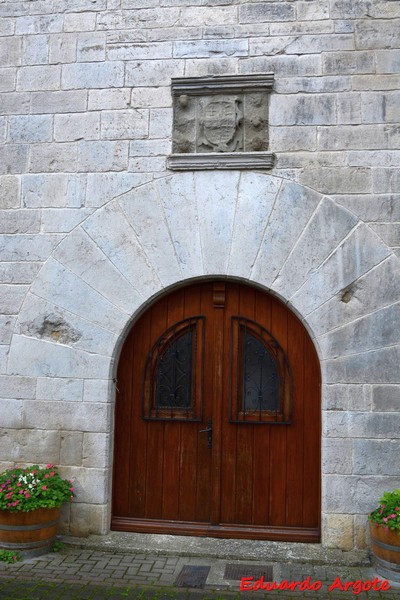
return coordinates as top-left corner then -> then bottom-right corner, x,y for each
199,419 -> 212,449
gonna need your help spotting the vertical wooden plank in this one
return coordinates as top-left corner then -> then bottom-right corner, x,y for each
220,282 -> 239,524
268,296 -> 288,526
161,289 -> 185,520
252,289 -> 272,525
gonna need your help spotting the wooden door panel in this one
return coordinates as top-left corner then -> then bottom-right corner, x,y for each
112,280 -> 321,541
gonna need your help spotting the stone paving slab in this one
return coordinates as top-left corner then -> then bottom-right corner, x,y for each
0,547 -> 399,600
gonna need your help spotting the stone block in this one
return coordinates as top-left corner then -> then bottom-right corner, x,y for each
60,431 -> 83,466
118,184 -> 181,286
149,108 -> 172,139
0,92 -> 30,115
85,172 -> 150,207
173,39 -> 248,58
23,34 -> 48,65
240,3 -> 295,23
325,475 -> 400,513
62,61 -> 124,89
54,113 -> 100,142
354,515 -> 368,549
36,377 -> 84,402
0,263 -> 41,285
125,59 -> 184,87
178,5 -> 237,26
0,17 -> 14,36
49,33 -> 77,64
0,346 -> 8,375
22,174 -> 68,207
269,126 -> 317,152
269,94 -> 336,126
325,346 -> 400,384
15,14 -> 63,35
40,208 -> 94,233
355,20 -> 400,50
0,399 -> 23,428
101,110 -> 148,140
83,433 -> 110,468
274,198 -> 357,298
335,194 -> 400,222
8,334 -> 111,379
63,12 -> 96,32
22,400 -> 110,434
322,439 -> 353,475
0,176 -> 20,208
320,303 -> 400,360
77,141 -> 129,172
372,386 -> 400,412
83,201 -> 162,297
130,87 -> 171,108
0,284 -> 27,315
296,0 -> 330,20
376,50 -> 400,74
31,90 -> 87,114
88,88 -> 131,110
30,143 -> 77,173
0,36 -> 21,66
8,115 -> 53,143
286,34 -> 354,55
0,145 -> 28,174
129,139 -> 170,156
349,150 -> 400,168
370,223 -> 400,247
69,503 -> 109,536
0,234 -> 56,264
14,429 -> 61,465
323,51 -> 374,75
361,92 -> 400,124
31,257 -> 128,334
17,65 -> 61,91
0,375 -> 35,399
0,316 -> 15,344
107,41 -> 172,61
61,467 -> 109,504
318,125 -> 387,151
0,210 -> 40,234
323,514 -> 354,551
128,157 -> 166,173
300,167 -> 372,194
352,74 -> 400,91
53,228 -> 142,315
83,379 -> 111,404
373,168 -> 400,193
252,181 -> 321,287
0,68 -> 16,92
337,93 -> 362,124
77,32 -> 105,62
354,440 -> 400,475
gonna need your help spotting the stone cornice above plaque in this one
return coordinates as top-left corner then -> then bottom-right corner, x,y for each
169,73 -> 275,171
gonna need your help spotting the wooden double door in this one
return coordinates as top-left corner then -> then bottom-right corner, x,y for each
112,281 -> 321,542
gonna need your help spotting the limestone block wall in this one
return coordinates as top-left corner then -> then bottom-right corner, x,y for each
0,0 -> 399,550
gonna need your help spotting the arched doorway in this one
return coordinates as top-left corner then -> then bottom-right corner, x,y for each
112,280 -> 321,542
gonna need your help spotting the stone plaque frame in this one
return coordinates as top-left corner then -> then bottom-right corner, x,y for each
167,74 -> 275,171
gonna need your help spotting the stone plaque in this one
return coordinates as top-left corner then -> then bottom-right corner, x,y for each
168,74 -> 274,170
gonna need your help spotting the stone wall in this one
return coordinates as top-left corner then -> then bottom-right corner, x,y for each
0,0 -> 399,550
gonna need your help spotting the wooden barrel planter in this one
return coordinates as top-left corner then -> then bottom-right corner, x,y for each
370,522 -> 400,583
0,507 -> 61,557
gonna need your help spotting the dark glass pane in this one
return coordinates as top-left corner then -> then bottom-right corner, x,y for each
243,331 -> 279,412
155,329 -> 193,409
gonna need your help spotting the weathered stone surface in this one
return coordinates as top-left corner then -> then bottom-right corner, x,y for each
83,203 -> 162,298
355,19 -> 400,50
49,33 -> 77,65
23,401 -> 110,434
300,167 -> 372,194
88,88 -> 131,111
107,41 -> 172,61
85,172 -> 150,208
118,184 -> 182,286
307,255 -> 400,335
323,514 -> 354,551
0,234 -> 62,261
372,385 -> 400,412
77,32 -> 106,62
274,198 -> 357,298
17,65 -> 61,91
323,384 -> 371,412
320,303 -> 400,360
333,194 -> 400,221
323,439 -> 353,474
325,475 -> 400,513
240,3 -> 295,23
0,144 -> 28,174
0,375 -> 36,399
0,176 -> 20,209
252,181 -> 321,288
77,141 -> 129,172
292,225 -> 390,316
229,173 -> 280,278
62,61 -> 124,89
370,223 -> 400,247
173,39 -> 248,58
101,110 -> 148,140
40,208 -> 94,233
60,431 -> 83,467
54,113 -> 100,142
8,335 -> 111,378
83,433 -> 110,468
324,347 -> 400,384
69,503 -> 108,536
53,228 -> 141,315
269,94 -> 336,126
0,263 -> 41,284
23,35 -> 48,65
0,399 -> 22,428
0,315 -> 15,345
8,114 -> 53,143
0,209 -> 40,234
31,90 -> 87,114
13,429 -> 61,465
30,143 -> 77,173
194,171 -> 240,275
126,59 -> 184,87
83,379 -> 111,404
354,440 -> 400,475
37,377 -> 84,402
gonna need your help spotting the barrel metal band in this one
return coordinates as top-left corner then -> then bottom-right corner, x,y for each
0,536 -> 56,550
373,538 -> 400,553
0,518 -> 59,531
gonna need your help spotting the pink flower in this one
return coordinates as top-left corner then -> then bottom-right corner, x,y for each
390,513 -> 396,519
383,517 -> 388,522
12,556 -> 17,561
375,523 -> 379,527
12,500 -> 19,507
42,486 -> 47,491
16,483 -> 21,487
46,464 -> 53,469
50,472 -> 55,477
24,493 -> 30,498
44,474 -> 49,479
70,487 -> 74,492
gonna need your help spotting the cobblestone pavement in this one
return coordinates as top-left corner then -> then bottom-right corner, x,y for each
0,547 -> 399,600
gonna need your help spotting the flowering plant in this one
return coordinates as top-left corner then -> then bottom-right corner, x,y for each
0,464 -> 75,513
369,489 -> 400,533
